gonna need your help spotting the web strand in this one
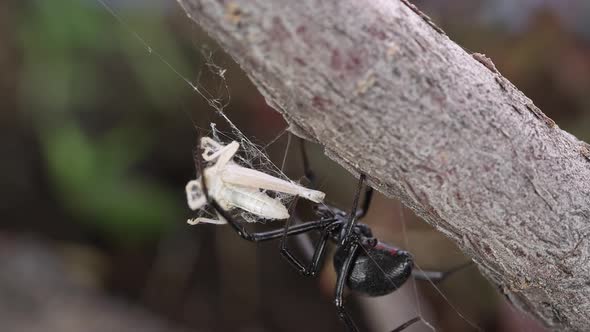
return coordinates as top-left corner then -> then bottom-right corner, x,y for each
398,201 -> 482,331
95,0 -> 223,109
413,261 -> 483,332
95,1 -> 483,330
263,128 -> 288,149
399,202 -> 436,331
94,0 -> 343,224
358,201 -> 483,331
280,132 -> 292,172
357,243 -> 435,331
94,0 -> 304,184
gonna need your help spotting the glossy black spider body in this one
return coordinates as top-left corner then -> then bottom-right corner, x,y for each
192,137 -> 468,332
334,241 -> 413,297
309,202 -> 414,297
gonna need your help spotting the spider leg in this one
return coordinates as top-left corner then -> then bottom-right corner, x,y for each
333,240 -> 422,332
208,199 -> 333,242
412,261 -> 473,283
390,317 -> 421,332
279,213 -> 341,277
333,241 -> 361,332
355,187 -> 373,219
339,174 -> 366,247
250,218 -> 337,241
298,137 -> 317,187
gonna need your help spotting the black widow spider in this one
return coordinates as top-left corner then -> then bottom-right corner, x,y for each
193,137 -> 470,332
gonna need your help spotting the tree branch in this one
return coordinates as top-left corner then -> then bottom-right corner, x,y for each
176,0 -> 590,330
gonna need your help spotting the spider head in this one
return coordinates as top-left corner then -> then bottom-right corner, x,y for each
354,223 -> 376,246
185,179 -> 208,210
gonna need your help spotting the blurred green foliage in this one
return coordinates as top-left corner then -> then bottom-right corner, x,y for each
18,0 -> 195,241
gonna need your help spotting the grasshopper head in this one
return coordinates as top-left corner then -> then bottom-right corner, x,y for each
186,179 -> 208,210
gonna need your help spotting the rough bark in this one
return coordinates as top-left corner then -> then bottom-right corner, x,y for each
176,0 -> 590,330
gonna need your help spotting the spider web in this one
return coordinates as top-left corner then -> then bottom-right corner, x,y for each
94,0 -> 304,225
196,123 -> 302,224
94,1 -> 485,331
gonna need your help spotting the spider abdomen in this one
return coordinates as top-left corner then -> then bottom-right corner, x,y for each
334,243 -> 413,297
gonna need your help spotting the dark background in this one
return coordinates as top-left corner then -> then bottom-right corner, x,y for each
1,0 -> 589,331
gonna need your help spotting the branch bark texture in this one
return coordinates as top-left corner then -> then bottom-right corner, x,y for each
177,0 -> 590,330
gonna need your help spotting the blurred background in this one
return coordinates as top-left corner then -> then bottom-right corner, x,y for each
1,0 -> 588,331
